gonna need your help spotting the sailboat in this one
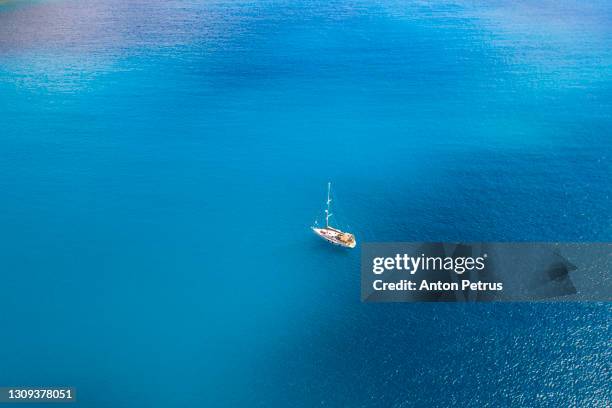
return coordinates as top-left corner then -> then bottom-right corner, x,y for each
312,182 -> 356,248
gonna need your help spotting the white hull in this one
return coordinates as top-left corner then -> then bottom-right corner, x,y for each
312,227 -> 356,248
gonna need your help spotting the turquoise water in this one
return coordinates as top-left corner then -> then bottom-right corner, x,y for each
1,0 -> 611,406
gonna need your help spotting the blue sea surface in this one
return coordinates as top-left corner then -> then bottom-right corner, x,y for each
0,0 -> 611,406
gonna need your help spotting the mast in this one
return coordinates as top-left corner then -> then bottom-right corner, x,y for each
325,182 -> 332,227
